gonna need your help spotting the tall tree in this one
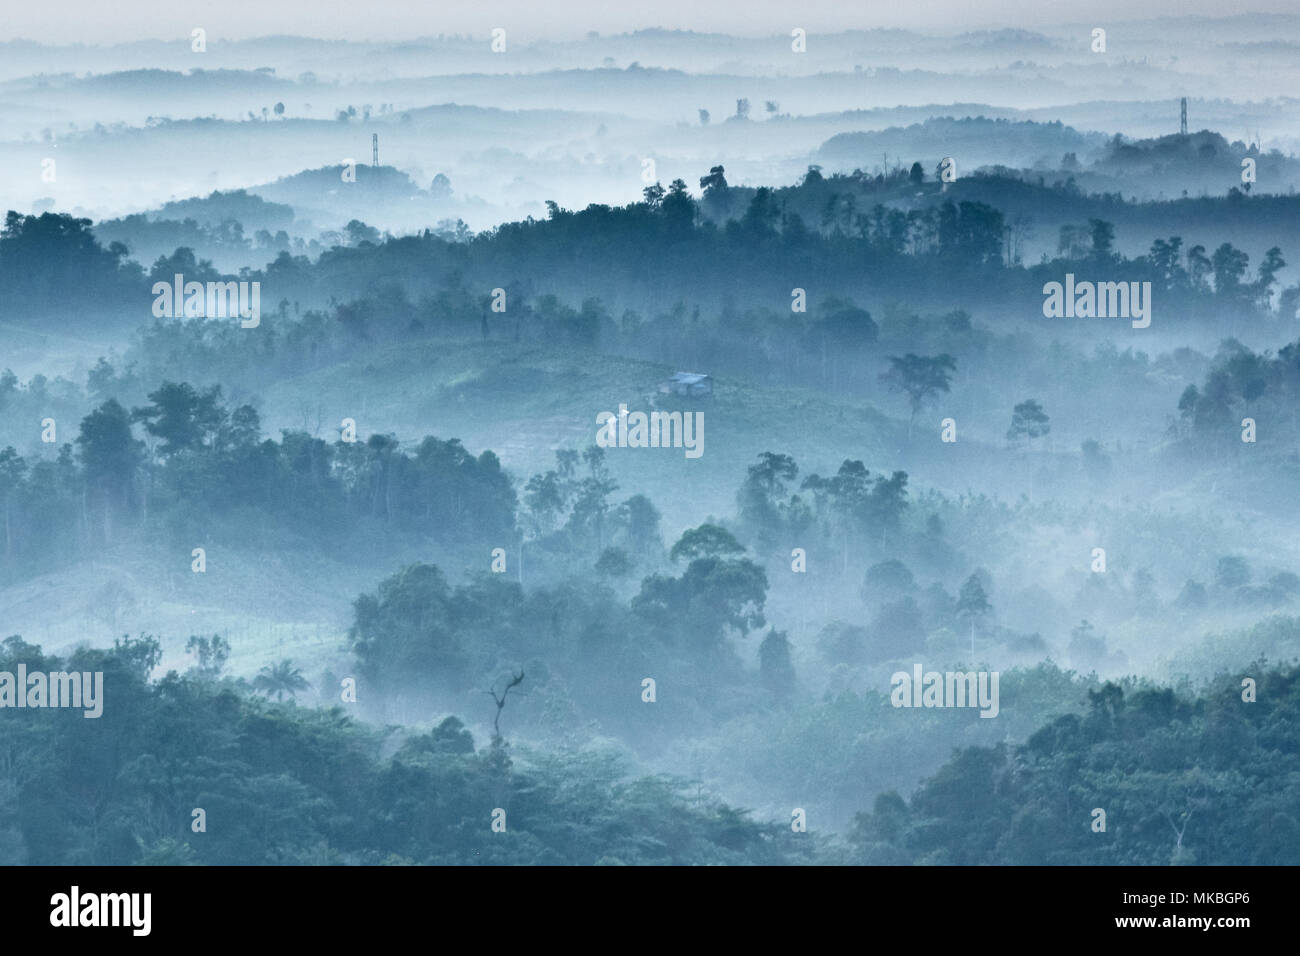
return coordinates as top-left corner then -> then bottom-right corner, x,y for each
955,574 -> 992,658
880,354 -> 957,440
0,447 -> 25,564
76,399 -> 144,543
131,381 -> 225,456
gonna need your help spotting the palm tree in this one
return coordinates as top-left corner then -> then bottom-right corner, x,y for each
253,660 -> 311,701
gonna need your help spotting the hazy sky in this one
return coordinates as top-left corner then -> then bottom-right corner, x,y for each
3,0 -> 1280,44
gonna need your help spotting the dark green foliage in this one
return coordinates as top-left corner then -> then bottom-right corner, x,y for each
0,211 -> 144,322
0,385 -> 518,583
1175,336 -> 1300,444
633,554 -> 769,648
849,668 -> 1300,864
668,522 -> 745,563
0,636 -> 815,866
348,563 -> 475,695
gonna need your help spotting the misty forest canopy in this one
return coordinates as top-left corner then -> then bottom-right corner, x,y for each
5,351 -> 1300,862
3,630 -> 1297,865
4,95 -> 1300,867
2,159 -> 1296,332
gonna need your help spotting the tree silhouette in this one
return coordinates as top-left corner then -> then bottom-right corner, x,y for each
487,670 -> 525,741
699,165 -> 728,194
880,354 -> 957,440
252,660 -> 310,701
76,399 -> 145,543
955,574 -> 992,658
669,522 -> 745,563
1007,399 -> 1051,498
1007,399 -> 1050,446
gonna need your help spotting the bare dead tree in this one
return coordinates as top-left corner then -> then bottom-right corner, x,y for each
486,670 -> 525,740
1163,781 -> 1207,863
1164,806 -> 1194,860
